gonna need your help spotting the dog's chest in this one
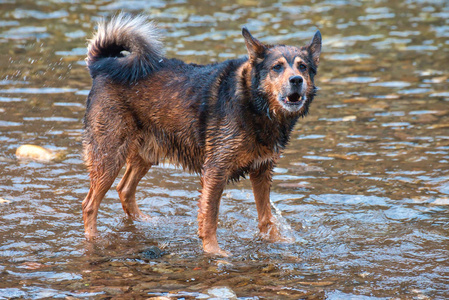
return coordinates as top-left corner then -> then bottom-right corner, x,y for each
238,143 -> 280,172
251,156 -> 273,170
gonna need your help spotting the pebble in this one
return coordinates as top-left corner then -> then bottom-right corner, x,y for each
215,259 -> 233,267
0,198 -> 11,204
290,162 -> 324,173
416,114 -> 438,123
297,280 -> 335,286
328,153 -> 358,160
370,101 -> 390,110
428,76 -> 447,83
261,264 -> 276,273
358,272 -> 370,278
132,281 -> 160,291
141,245 -> 165,259
103,286 -> 128,295
278,182 -> 309,189
15,144 -> 55,162
152,266 -> 174,274
342,115 -> 357,122
207,286 -> 237,299
429,124 -> 449,129
19,262 -> 47,270
431,198 -> 449,205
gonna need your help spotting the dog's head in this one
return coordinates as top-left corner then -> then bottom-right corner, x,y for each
242,28 -> 321,116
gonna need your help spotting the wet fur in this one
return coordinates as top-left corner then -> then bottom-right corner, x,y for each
82,13 -> 321,255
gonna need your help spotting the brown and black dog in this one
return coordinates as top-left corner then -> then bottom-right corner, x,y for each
82,13 -> 321,255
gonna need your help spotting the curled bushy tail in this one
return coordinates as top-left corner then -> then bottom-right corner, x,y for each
86,13 -> 164,84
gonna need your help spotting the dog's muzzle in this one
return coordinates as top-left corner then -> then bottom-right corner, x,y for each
286,75 -> 304,104
278,76 -> 307,112
286,76 -> 305,104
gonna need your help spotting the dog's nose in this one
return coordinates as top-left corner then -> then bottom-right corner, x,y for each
289,76 -> 303,86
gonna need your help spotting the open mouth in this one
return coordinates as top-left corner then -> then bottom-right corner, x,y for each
279,92 -> 306,112
287,92 -> 301,103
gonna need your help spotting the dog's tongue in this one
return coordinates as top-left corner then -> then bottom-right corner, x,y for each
287,92 -> 301,103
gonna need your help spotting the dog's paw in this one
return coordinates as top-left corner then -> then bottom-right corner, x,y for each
203,242 -> 231,257
84,230 -> 99,241
260,225 -> 294,244
134,213 -> 151,221
205,247 -> 231,257
268,233 -> 295,244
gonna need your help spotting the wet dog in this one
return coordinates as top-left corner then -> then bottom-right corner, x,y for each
82,13 -> 321,255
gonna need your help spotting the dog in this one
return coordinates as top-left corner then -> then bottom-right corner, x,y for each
82,13 -> 321,256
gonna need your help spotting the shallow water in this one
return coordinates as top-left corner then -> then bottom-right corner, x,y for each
1,0 -> 449,299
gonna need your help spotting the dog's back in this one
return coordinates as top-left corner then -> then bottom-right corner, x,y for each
84,14 -> 251,174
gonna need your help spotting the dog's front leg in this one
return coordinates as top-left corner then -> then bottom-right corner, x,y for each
197,167 -> 228,256
250,164 -> 285,242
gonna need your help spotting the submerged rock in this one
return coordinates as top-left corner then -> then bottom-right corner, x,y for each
431,198 -> 449,205
207,286 -> 237,299
0,198 -> 11,204
141,246 -> 165,259
15,144 -> 56,162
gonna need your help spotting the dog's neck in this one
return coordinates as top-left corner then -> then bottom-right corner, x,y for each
232,62 -> 298,152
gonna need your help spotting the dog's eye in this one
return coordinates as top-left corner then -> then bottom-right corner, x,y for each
299,63 -> 307,72
272,64 -> 283,72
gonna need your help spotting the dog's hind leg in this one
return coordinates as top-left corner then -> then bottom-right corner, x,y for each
82,121 -> 131,239
117,152 -> 152,220
82,158 -> 124,240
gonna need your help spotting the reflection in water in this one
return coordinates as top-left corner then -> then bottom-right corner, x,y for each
0,0 -> 448,298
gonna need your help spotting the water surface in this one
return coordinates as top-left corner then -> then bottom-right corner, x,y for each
1,0 -> 449,299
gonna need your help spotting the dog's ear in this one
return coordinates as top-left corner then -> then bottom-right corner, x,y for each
242,27 -> 266,62
307,30 -> 321,65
